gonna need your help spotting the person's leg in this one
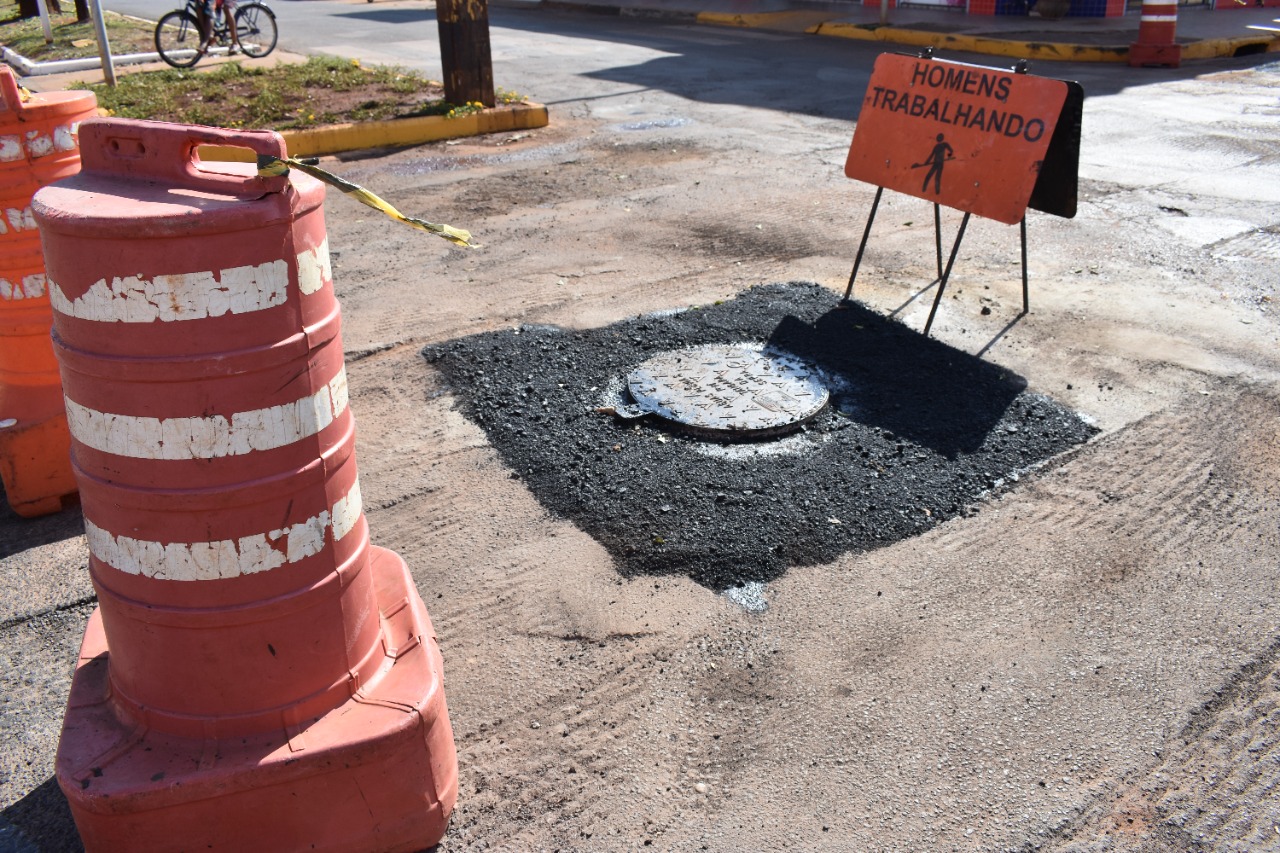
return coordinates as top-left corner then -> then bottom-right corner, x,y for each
223,2 -> 242,51
196,0 -> 214,52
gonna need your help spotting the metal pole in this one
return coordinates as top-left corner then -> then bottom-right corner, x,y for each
880,0 -> 889,26
35,0 -> 53,44
933,203 -> 943,280
842,185 -> 883,303
923,211 -> 970,336
87,0 -> 116,87
1020,215 -> 1029,313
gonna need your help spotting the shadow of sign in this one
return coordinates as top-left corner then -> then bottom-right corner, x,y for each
424,281 -> 1095,590
767,302 -> 1024,458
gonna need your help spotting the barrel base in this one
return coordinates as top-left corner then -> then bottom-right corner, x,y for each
1128,42 -> 1182,68
0,407 -> 76,518
55,546 -> 459,853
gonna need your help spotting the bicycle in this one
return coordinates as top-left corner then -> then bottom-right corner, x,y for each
154,0 -> 278,69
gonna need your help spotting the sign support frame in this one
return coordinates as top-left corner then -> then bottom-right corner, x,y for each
840,50 -> 1079,338
841,196 -> 1030,337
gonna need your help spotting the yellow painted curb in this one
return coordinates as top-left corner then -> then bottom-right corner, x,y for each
697,9 -> 842,31
1181,34 -> 1277,59
813,20 -> 1131,61
201,102 -> 549,162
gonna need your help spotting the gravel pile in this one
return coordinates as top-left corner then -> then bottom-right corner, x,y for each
424,281 -> 1097,590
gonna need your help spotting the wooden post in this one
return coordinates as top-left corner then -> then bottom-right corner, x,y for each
436,0 -> 495,108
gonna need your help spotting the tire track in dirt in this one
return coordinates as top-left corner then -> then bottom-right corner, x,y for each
443,640 -> 679,850
1044,635 -> 1280,852
1000,388 -> 1280,852
347,346 -> 699,850
1010,396 -> 1268,565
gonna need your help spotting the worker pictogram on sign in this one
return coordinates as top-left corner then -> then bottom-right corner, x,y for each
917,133 -> 954,195
840,51 -> 1083,338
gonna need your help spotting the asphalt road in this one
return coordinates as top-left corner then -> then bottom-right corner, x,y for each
4,4 -> 1280,851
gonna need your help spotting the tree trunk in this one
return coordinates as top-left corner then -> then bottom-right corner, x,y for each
436,0 -> 496,108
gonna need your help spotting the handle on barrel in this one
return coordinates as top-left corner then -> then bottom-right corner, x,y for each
0,67 -> 23,113
76,117 -> 291,197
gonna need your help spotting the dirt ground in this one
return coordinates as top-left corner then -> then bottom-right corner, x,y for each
3,56 -> 1280,852
323,77 -> 1277,849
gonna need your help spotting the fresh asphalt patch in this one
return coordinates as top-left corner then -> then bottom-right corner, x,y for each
423,282 -> 1097,591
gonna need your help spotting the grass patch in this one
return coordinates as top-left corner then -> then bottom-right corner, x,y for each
74,56 -> 527,130
0,0 -> 157,60
3,0 -> 528,133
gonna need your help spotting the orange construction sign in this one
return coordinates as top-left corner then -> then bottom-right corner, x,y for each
845,54 -> 1070,225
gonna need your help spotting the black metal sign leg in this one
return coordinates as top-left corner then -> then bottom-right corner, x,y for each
923,211 -> 971,337
1020,215 -> 1029,315
842,186 -> 884,303
933,203 -> 943,281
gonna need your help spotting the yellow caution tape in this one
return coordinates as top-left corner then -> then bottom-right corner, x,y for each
257,154 -> 476,248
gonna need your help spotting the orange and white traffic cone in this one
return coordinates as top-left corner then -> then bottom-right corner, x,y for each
35,118 -> 457,853
0,68 -> 95,517
1129,0 -> 1182,67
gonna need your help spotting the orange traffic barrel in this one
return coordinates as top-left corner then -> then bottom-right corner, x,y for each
0,67 -> 95,517
36,118 -> 457,852
1129,0 -> 1181,67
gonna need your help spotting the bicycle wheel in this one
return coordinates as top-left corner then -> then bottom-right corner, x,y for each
234,3 -> 278,58
155,10 -> 204,69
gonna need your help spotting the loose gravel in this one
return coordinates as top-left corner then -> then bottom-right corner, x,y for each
424,281 -> 1097,590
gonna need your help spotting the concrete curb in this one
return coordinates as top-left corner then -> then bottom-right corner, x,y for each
1,46 -> 167,76
0,44 -> 263,76
1181,33 -> 1279,59
534,0 -> 1280,62
806,20 -> 1131,61
699,13 -> 1279,61
200,102 -> 551,160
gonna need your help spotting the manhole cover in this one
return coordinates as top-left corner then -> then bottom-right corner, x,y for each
623,343 -> 829,439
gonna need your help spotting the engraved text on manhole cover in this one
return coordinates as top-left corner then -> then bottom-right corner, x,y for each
625,344 -> 829,438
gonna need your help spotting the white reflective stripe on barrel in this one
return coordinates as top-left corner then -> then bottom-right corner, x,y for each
65,367 -> 349,460
84,479 -> 364,580
0,273 -> 45,300
0,206 -> 38,233
50,259 -> 290,322
297,238 -> 332,295
48,242 -> 333,323
0,123 -> 78,162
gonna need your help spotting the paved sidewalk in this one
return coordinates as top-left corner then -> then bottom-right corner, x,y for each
499,0 -> 1280,61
